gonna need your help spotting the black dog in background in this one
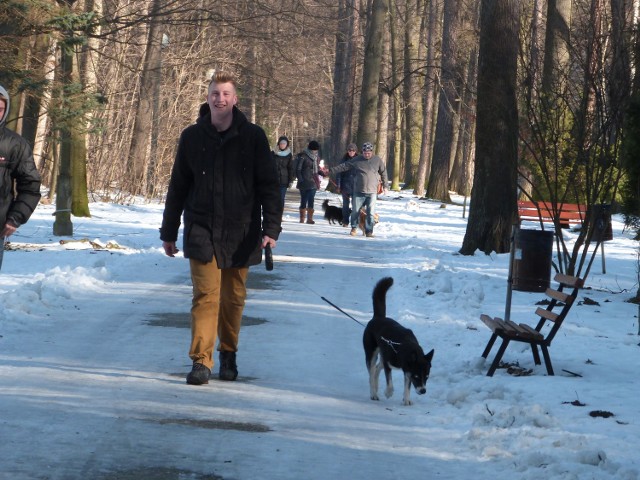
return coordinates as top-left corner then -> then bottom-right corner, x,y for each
322,199 -> 345,225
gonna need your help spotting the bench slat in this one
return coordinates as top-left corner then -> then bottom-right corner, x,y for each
545,288 -> 570,303
518,201 -> 586,225
535,307 -> 559,322
518,323 -> 544,340
553,274 -> 584,289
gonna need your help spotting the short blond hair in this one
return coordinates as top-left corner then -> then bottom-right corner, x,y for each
208,71 -> 238,90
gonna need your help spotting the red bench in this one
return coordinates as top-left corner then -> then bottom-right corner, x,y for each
518,200 -> 586,228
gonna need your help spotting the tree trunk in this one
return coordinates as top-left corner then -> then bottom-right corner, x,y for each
426,0 -> 460,203
376,28 -> 391,163
402,0 -> 423,188
33,35 -> 57,171
460,0 -> 520,255
541,0 -> 572,96
388,0 -> 403,188
329,0 -> 358,164
356,0 -> 389,146
53,14 -> 75,236
126,0 -> 163,195
414,0 -> 439,197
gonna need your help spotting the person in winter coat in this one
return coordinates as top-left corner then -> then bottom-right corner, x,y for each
295,140 -> 325,224
335,143 -> 358,227
160,71 -> 282,385
0,85 -> 41,270
330,141 -> 387,237
272,136 -> 293,208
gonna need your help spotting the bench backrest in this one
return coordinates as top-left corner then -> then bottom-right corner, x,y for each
518,200 -> 586,225
536,273 -> 584,344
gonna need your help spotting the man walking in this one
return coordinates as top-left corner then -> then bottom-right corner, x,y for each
330,142 -> 387,237
0,85 -> 41,270
160,72 -> 282,385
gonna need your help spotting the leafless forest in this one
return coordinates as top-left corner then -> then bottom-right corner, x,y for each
1,0 -> 639,255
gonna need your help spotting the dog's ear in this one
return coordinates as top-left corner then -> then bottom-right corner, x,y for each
425,349 -> 434,363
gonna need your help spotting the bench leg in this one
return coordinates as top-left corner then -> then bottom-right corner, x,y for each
530,343 -> 541,365
487,338 -> 510,377
481,333 -> 498,359
540,344 -> 554,375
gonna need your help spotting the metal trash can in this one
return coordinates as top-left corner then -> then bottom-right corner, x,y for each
592,204 -> 613,242
512,229 -> 554,292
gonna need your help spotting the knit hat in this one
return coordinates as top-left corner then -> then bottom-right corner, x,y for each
362,142 -> 374,152
308,140 -> 320,151
347,143 -> 357,151
277,136 -> 289,148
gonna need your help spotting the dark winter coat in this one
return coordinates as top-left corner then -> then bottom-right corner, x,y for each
0,86 -> 41,230
272,150 -> 293,187
160,106 -> 282,267
336,152 -> 357,195
330,154 -> 388,195
295,150 -> 320,191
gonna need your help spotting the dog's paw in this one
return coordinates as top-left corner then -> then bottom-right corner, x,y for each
370,394 -> 380,401
402,398 -> 413,406
384,386 -> 394,399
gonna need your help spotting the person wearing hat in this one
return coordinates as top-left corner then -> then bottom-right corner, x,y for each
272,136 -> 294,209
0,85 -> 42,270
294,140 -> 324,224
330,141 -> 387,237
335,143 -> 358,226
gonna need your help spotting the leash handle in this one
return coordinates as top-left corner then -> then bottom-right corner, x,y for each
265,244 -> 273,271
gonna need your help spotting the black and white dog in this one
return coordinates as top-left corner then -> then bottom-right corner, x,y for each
322,199 -> 345,225
363,277 -> 434,406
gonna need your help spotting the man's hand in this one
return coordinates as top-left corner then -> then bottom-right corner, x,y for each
261,235 -> 276,249
162,241 -> 179,257
1,223 -> 17,238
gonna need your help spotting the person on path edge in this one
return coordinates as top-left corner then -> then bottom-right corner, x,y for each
0,85 -> 42,270
295,140 -> 325,224
272,135 -> 294,209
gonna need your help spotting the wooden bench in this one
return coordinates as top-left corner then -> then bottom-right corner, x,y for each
518,200 -> 586,228
480,273 -> 584,376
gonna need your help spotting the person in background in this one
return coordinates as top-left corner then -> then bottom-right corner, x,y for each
0,85 -> 41,270
160,71 -> 282,385
335,143 -> 358,227
330,141 -> 387,237
295,140 -> 323,224
272,136 -> 293,209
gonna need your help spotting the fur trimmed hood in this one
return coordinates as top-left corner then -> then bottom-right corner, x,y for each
0,85 -> 10,127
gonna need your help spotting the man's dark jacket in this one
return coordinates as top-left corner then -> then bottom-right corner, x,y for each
0,86 -> 41,230
160,107 -> 282,267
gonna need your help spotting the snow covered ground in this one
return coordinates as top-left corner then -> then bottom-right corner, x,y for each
0,190 -> 638,480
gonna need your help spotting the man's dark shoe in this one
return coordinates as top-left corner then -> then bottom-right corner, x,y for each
186,362 -> 210,385
219,351 -> 238,381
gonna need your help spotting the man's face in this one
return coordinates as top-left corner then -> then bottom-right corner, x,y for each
279,140 -> 288,150
363,149 -> 373,159
207,82 -> 237,120
0,99 -> 6,118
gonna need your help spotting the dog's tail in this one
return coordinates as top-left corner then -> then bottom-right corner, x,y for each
372,277 -> 393,319
322,199 -> 329,211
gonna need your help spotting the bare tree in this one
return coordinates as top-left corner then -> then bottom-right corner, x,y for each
356,0 -> 389,146
328,0 -> 359,165
426,0 -> 461,203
